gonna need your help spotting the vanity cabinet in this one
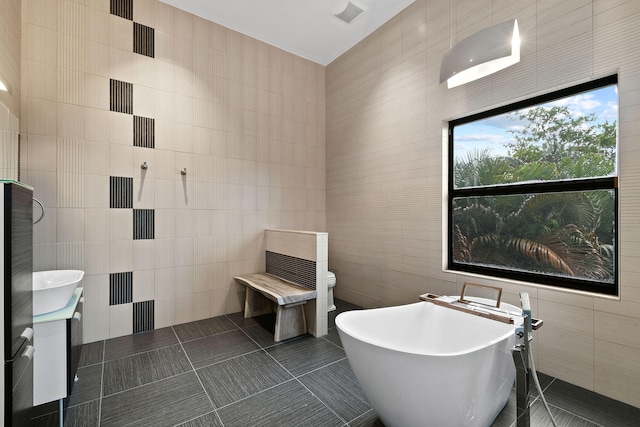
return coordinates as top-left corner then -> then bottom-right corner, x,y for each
1,180 -> 34,426
33,288 -> 83,407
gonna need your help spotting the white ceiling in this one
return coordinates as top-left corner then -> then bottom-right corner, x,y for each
159,0 -> 416,65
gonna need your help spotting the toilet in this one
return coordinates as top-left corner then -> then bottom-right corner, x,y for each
327,271 -> 337,311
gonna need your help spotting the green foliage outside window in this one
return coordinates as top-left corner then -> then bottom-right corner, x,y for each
450,78 -> 617,292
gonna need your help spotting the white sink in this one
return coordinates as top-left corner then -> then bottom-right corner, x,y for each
33,270 -> 84,316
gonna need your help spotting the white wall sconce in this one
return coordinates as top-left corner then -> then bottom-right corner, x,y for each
440,18 -> 520,89
0,69 -> 11,93
0,78 -> 10,94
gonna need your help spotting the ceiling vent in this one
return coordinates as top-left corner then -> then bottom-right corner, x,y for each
333,1 -> 366,24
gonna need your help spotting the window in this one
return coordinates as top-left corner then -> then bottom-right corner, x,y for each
448,75 -> 618,295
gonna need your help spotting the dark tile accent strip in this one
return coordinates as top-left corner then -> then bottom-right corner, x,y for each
109,79 -> 133,114
133,116 -> 155,148
266,251 -> 317,290
133,209 -> 154,239
109,272 -> 133,305
133,22 -> 154,58
133,300 -> 154,333
109,176 -> 133,208
110,0 -> 133,20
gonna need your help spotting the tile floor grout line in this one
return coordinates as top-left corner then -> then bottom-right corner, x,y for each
172,409 -> 219,427
347,408 -> 377,426
263,338 -> 362,426
99,334 -> 265,401
97,340 -> 106,426
172,324 -> 227,427
295,355 -> 348,378
233,317 -> 277,350
191,346 -> 267,371
177,328 -> 254,347
174,324 -> 240,345
546,402 -> 608,427
223,315 -> 362,424
102,336 -> 180,362
213,377 -> 300,411
293,374 -> 351,425
251,337 -> 352,422
295,355 -> 373,423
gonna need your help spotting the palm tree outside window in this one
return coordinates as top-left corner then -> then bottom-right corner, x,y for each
448,75 -> 618,295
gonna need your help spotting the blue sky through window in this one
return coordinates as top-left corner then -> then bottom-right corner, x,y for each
453,85 -> 618,161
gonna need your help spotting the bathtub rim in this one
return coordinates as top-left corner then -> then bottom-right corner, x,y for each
335,300 -> 522,357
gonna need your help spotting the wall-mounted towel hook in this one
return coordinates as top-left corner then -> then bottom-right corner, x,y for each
181,168 -> 187,175
141,162 -> 148,170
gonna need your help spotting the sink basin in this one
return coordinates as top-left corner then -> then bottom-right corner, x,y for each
33,270 -> 84,316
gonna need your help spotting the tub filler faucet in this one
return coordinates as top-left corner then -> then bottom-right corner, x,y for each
512,292 -> 556,427
513,292 -> 533,427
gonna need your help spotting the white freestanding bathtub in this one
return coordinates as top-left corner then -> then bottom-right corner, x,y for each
336,300 -> 522,427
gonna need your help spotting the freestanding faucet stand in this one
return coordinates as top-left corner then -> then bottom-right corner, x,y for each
513,292 -> 533,427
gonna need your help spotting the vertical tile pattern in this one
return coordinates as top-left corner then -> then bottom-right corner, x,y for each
0,0 -> 19,124
57,242 -> 85,270
133,22 -> 154,58
110,272 -> 133,305
133,300 -> 154,333
57,0 -> 85,106
133,116 -> 155,148
109,79 -> 133,114
133,208 -> 155,239
0,126 -> 20,180
109,176 -> 133,208
57,137 -> 84,208
110,0 -> 133,20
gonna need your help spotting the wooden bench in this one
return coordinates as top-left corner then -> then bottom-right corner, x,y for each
234,273 -> 317,342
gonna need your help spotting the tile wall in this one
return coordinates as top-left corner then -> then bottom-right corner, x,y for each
20,0 -> 326,342
326,0 -> 640,409
0,0 -> 21,181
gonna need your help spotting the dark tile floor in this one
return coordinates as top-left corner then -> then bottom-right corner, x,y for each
31,300 -> 640,427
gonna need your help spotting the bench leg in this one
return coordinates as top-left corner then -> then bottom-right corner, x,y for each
274,303 -> 307,342
244,287 -> 273,318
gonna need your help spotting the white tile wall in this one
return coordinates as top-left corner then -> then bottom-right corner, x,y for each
20,0 -> 326,344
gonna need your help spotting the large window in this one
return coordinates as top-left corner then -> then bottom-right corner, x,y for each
448,75 -> 618,295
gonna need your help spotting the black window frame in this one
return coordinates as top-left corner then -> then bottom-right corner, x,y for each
448,75 -> 619,296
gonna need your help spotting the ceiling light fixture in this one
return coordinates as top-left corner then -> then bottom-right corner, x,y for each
333,1 -> 366,24
440,18 -> 520,89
